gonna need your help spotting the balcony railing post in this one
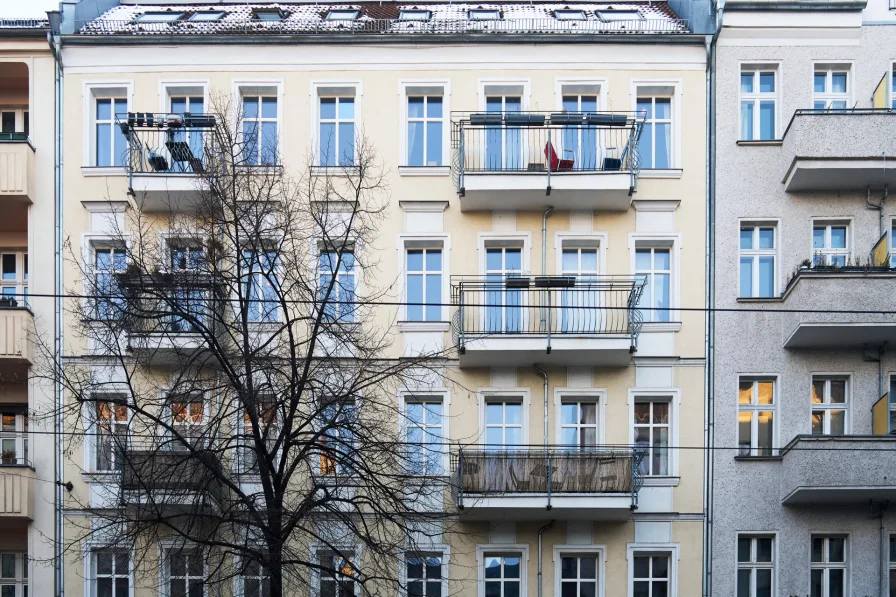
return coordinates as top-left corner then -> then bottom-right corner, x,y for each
546,289 -> 552,354
546,128 -> 552,192
458,286 -> 465,352
458,122 -> 465,195
545,450 -> 552,510
457,448 -> 464,509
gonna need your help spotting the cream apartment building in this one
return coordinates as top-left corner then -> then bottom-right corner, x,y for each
53,2 -> 709,596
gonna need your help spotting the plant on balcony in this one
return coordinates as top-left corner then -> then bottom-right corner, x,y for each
0,449 -> 16,464
35,92 -> 458,597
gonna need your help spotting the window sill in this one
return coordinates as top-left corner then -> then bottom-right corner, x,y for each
733,455 -> 783,462
234,165 -> 283,175
398,321 -> 450,332
81,471 -> 120,484
311,165 -> 360,176
735,140 -> 783,146
81,166 -> 127,177
640,476 -> 680,487
640,322 -> 682,333
398,166 -> 451,177
736,297 -> 783,303
638,169 -> 683,179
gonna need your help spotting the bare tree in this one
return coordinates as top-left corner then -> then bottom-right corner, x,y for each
39,93 -> 457,597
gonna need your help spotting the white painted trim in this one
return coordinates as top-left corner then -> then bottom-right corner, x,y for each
477,388 -> 532,446
736,60 -> 783,140
806,532 -> 851,597
399,201 -> 449,213
477,77 -> 532,111
398,544 -> 451,597
629,77 -> 683,169
310,79 -> 363,167
231,77 -> 285,166
308,542 -> 364,597
807,216 -> 854,267
627,387 -> 681,477
736,218 -> 782,298
476,544 -> 531,597
398,78 -> 451,168
82,537 -> 135,597
398,166 -> 451,177
81,79 -> 134,167
735,375 -> 780,456
734,531 -> 779,597
553,231 -> 609,277
477,232 -> 533,275
157,78 -> 211,113
625,542 -> 680,597
631,200 -> 681,213
398,387 -> 452,477
628,232 -> 682,322
551,545 -> 607,597
552,387 -> 607,445
808,60 -> 855,111
806,371 -> 853,435
396,232 -> 452,322
553,77 -> 610,111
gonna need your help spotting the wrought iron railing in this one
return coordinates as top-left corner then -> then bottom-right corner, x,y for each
451,275 -> 645,352
77,17 -> 689,36
119,436 -> 225,505
452,111 -> 644,195
451,446 -> 643,509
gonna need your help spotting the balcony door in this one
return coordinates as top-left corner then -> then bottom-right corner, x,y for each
483,400 -> 524,492
561,94 -> 599,170
484,247 -> 523,334
484,95 -> 522,171
560,247 -> 601,333
169,95 -> 205,172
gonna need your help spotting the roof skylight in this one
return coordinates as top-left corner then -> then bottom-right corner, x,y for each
596,10 -> 643,21
399,9 -> 432,21
468,9 -> 501,20
254,9 -> 284,21
554,10 -> 586,20
325,9 -> 361,21
135,12 -> 185,22
188,11 -> 225,22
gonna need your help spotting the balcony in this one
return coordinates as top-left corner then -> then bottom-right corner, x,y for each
780,435 -> 896,505
0,460 -> 34,520
0,306 -> 33,364
453,112 -> 644,211
120,441 -> 225,512
0,135 -> 34,202
781,268 -> 896,348
781,109 -> 896,192
118,112 -> 217,210
451,447 -> 642,520
451,275 -> 645,367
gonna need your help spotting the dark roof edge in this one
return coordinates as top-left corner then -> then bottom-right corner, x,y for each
60,32 -> 708,45
723,0 -> 866,10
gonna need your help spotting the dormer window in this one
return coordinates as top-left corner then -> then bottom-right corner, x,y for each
254,9 -> 284,21
135,12 -> 185,22
188,11 -> 225,22
468,9 -> 501,20
554,9 -> 586,20
399,9 -> 432,21
597,10 -> 643,20
325,9 -> 360,21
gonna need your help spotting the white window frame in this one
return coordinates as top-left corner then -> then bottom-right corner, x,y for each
0,250 -> 27,308
477,389 -> 531,448
810,375 -> 850,435
554,78 -> 608,112
82,81 -> 133,169
84,546 -> 132,597
399,547 -> 450,597
233,554 -> 271,597
158,79 -> 210,113
397,233 -> 451,324
403,244 -> 445,323
87,392 -> 130,473
399,80 -> 450,170
632,398 -> 671,477
0,411 -> 27,465
242,247 -> 281,323
316,244 -> 357,324
552,545 -> 606,597
627,388 -> 680,481
0,552 -> 27,597
478,232 -> 531,276
401,391 -> 448,476
811,220 -> 851,267
631,79 -> 682,170
737,377 -> 778,457
812,63 -> 852,110
159,544 -> 206,597
739,65 -> 779,141
475,545 -> 530,597
738,222 -> 778,299
809,535 -> 848,597
553,388 -> 607,447
626,543 -> 679,597
232,80 -> 283,167
310,545 -> 362,597
628,233 -> 680,323
235,396 -> 279,476
735,534 -> 776,597
555,232 -> 608,280
311,81 -> 362,170
165,390 -> 207,447
0,108 -> 28,136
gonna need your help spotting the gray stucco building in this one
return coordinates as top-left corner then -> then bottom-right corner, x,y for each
710,0 -> 896,595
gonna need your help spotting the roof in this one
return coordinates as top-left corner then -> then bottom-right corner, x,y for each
74,2 -> 689,37
0,18 -> 50,29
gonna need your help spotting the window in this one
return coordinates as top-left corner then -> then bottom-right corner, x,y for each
0,411 -> 27,465
469,9 -> 501,20
0,112 -> 14,134
483,555 -> 521,597
188,12 -> 224,22
555,10 -> 586,20
485,246 -> 523,333
317,551 -> 357,597
485,95 -> 522,170
407,95 -> 443,167
635,247 -> 671,322
0,251 -> 27,307
558,555 -> 598,597
634,400 -> 669,475
406,398 -> 443,475
561,94 -> 598,169
813,67 -> 849,110
740,69 -> 777,141
0,552 -> 26,597
810,536 -> 846,597
91,550 -> 129,597
406,554 -> 442,597
241,95 -> 278,166
94,397 -> 127,472
318,250 -> 355,323
812,223 -> 849,266
168,95 -> 205,173
737,536 -> 773,597
637,96 -> 672,169
632,554 -> 669,597
239,558 -> 270,597
598,10 -> 642,20
739,225 -> 776,298
164,549 -> 204,597
239,400 -> 278,474
243,250 -> 280,323
169,243 -> 206,332
319,96 -> 355,167
94,96 -> 127,167
484,400 -> 523,449
400,10 -> 431,21
560,400 -> 597,446
326,10 -> 359,21
253,10 -> 283,21
406,247 -> 442,321
169,393 -> 205,441
135,12 -> 184,22
93,245 -> 126,320
319,400 -> 357,475
560,243 -> 599,332
811,377 -> 848,435
738,379 -> 775,457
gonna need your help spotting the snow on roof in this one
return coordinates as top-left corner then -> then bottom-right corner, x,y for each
76,2 -> 689,36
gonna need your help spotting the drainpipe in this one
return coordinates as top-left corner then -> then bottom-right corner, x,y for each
532,364 -> 551,509
866,182 -> 887,239
880,502 -> 889,597
540,207 -> 554,341
537,519 -> 555,597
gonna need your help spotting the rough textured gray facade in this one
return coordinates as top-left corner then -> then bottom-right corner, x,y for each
712,6 -> 896,597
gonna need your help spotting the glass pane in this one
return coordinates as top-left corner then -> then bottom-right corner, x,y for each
832,73 -> 847,93
242,97 -> 259,119
830,227 -> 846,249
652,427 -> 668,475
829,537 -> 845,562
759,72 -> 775,93
320,97 -> 336,120
830,379 -> 846,403
830,410 -> 845,434
505,403 -> 521,425
505,249 -> 521,271
319,123 -> 335,166
407,250 -> 423,271
426,250 -> 442,271
408,121 -> 424,166
738,411 -> 752,455
812,380 -> 825,403
814,73 -> 826,93
653,557 -> 668,578
1,255 -> 15,280
96,123 -> 111,166
813,227 -> 825,249
427,97 -> 443,118
486,404 -> 503,425
561,557 -> 576,579
96,552 -> 113,575
740,102 -> 754,140
758,257 -> 774,297
655,122 -> 671,169
739,257 -> 753,297
408,97 -> 424,119
811,410 -> 824,434
425,274 -> 441,321
561,403 -> 578,425
426,121 -> 442,166
261,97 -> 277,118
737,537 -> 751,562
338,122 -> 355,165
504,557 -> 520,578
0,554 -> 14,578
758,228 -> 774,249
639,123 -> 653,168
740,73 -> 754,93
757,538 -> 772,562
737,569 -> 751,597
261,122 -> 277,165
811,537 -> 824,562
633,581 -> 649,597
757,411 -> 773,455
759,101 -> 775,140
740,228 -> 753,250
338,97 -> 355,120
829,569 -> 844,597
756,569 -> 772,597
635,249 -> 651,271
633,557 -> 649,578
757,381 -> 773,405
580,557 -> 596,579
810,569 -> 823,597
654,249 -> 670,271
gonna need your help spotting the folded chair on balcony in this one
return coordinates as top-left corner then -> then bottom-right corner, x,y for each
544,141 -> 574,172
147,148 -> 169,172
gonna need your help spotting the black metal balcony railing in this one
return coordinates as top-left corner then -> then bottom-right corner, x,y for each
117,112 -> 218,185
451,447 -> 643,509
119,437 -> 225,506
451,275 -> 645,351
452,111 -> 644,194
0,132 -> 29,142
